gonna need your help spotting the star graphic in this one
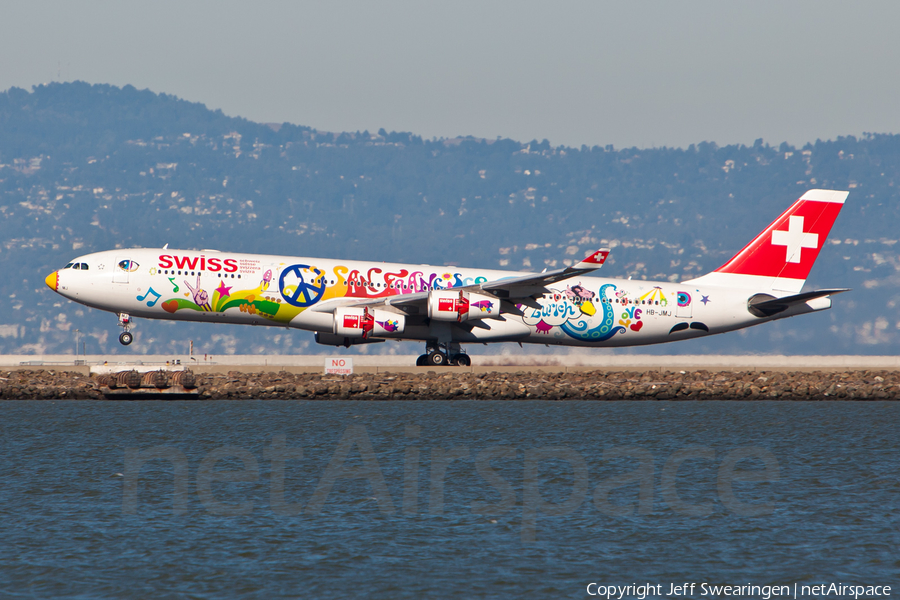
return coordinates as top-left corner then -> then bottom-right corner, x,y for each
215,281 -> 233,298
701,295 -> 710,305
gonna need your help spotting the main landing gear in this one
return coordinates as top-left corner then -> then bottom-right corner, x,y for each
416,342 -> 471,367
117,313 -> 134,346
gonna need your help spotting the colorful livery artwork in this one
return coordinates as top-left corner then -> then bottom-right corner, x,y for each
46,190 -> 850,366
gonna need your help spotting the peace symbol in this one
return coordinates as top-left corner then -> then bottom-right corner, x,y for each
279,264 -> 327,307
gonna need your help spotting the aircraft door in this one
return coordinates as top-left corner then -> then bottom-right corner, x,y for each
675,291 -> 692,318
113,257 -> 131,283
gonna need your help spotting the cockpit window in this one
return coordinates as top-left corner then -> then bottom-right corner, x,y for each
72,263 -> 80,270
64,263 -> 74,269
80,263 -> 89,270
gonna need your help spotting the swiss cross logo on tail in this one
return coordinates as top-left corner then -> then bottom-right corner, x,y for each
771,216 -> 818,263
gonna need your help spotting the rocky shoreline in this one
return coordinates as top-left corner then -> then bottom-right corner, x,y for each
2,368 -> 900,400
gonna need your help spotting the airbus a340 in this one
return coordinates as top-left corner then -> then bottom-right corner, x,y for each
45,189 -> 849,366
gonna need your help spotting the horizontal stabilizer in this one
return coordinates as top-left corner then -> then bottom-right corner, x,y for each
748,288 -> 849,317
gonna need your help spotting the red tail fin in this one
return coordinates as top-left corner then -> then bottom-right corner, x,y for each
686,189 -> 848,293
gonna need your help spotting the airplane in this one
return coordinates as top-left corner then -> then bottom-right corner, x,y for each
44,189 -> 849,366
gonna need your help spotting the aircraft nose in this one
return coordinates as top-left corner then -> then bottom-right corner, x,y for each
45,270 -> 59,291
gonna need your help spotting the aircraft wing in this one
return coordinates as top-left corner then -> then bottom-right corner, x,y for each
480,248 -> 610,297
308,248 -> 610,315
308,292 -> 429,314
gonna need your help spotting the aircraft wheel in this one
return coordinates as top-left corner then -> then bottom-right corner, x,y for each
119,331 -> 134,346
427,351 -> 446,366
454,354 -> 471,367
415,354 -> 428,366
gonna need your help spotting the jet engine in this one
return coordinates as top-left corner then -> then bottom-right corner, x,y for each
427,290 -> 500,322
333,306 -> 406,338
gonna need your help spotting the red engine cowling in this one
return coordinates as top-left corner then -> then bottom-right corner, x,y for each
334,307 -> 406,338
427,290 -> 500,322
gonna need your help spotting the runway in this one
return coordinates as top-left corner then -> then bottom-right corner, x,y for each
3,354 -> 900,374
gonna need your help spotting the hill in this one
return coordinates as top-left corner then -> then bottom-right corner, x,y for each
1,82 -> 898,356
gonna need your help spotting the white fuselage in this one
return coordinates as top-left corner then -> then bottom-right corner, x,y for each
48,248 -> 828,348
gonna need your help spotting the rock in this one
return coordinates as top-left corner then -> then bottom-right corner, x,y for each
1,368 -> 899,401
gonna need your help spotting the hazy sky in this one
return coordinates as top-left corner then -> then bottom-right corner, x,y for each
2,1 -> 898,149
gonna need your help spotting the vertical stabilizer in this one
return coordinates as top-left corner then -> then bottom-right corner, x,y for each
684,189 -> 848,293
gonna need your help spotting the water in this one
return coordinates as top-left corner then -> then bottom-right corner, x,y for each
1,401 -> 897,599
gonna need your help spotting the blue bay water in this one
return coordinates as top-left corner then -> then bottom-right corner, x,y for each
0,400 -> 897,599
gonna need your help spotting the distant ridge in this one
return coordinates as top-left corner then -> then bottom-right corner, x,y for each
1,82 -> 898,356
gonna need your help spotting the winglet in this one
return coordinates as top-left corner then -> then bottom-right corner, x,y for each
572,248 -> 610,270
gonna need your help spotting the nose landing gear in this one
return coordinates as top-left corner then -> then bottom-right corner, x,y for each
415,342 -> 470,367
117,313 -> 134,346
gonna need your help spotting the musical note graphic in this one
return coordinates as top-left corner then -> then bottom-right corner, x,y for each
136,287 -> 161,307
167,277 -> 179,293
